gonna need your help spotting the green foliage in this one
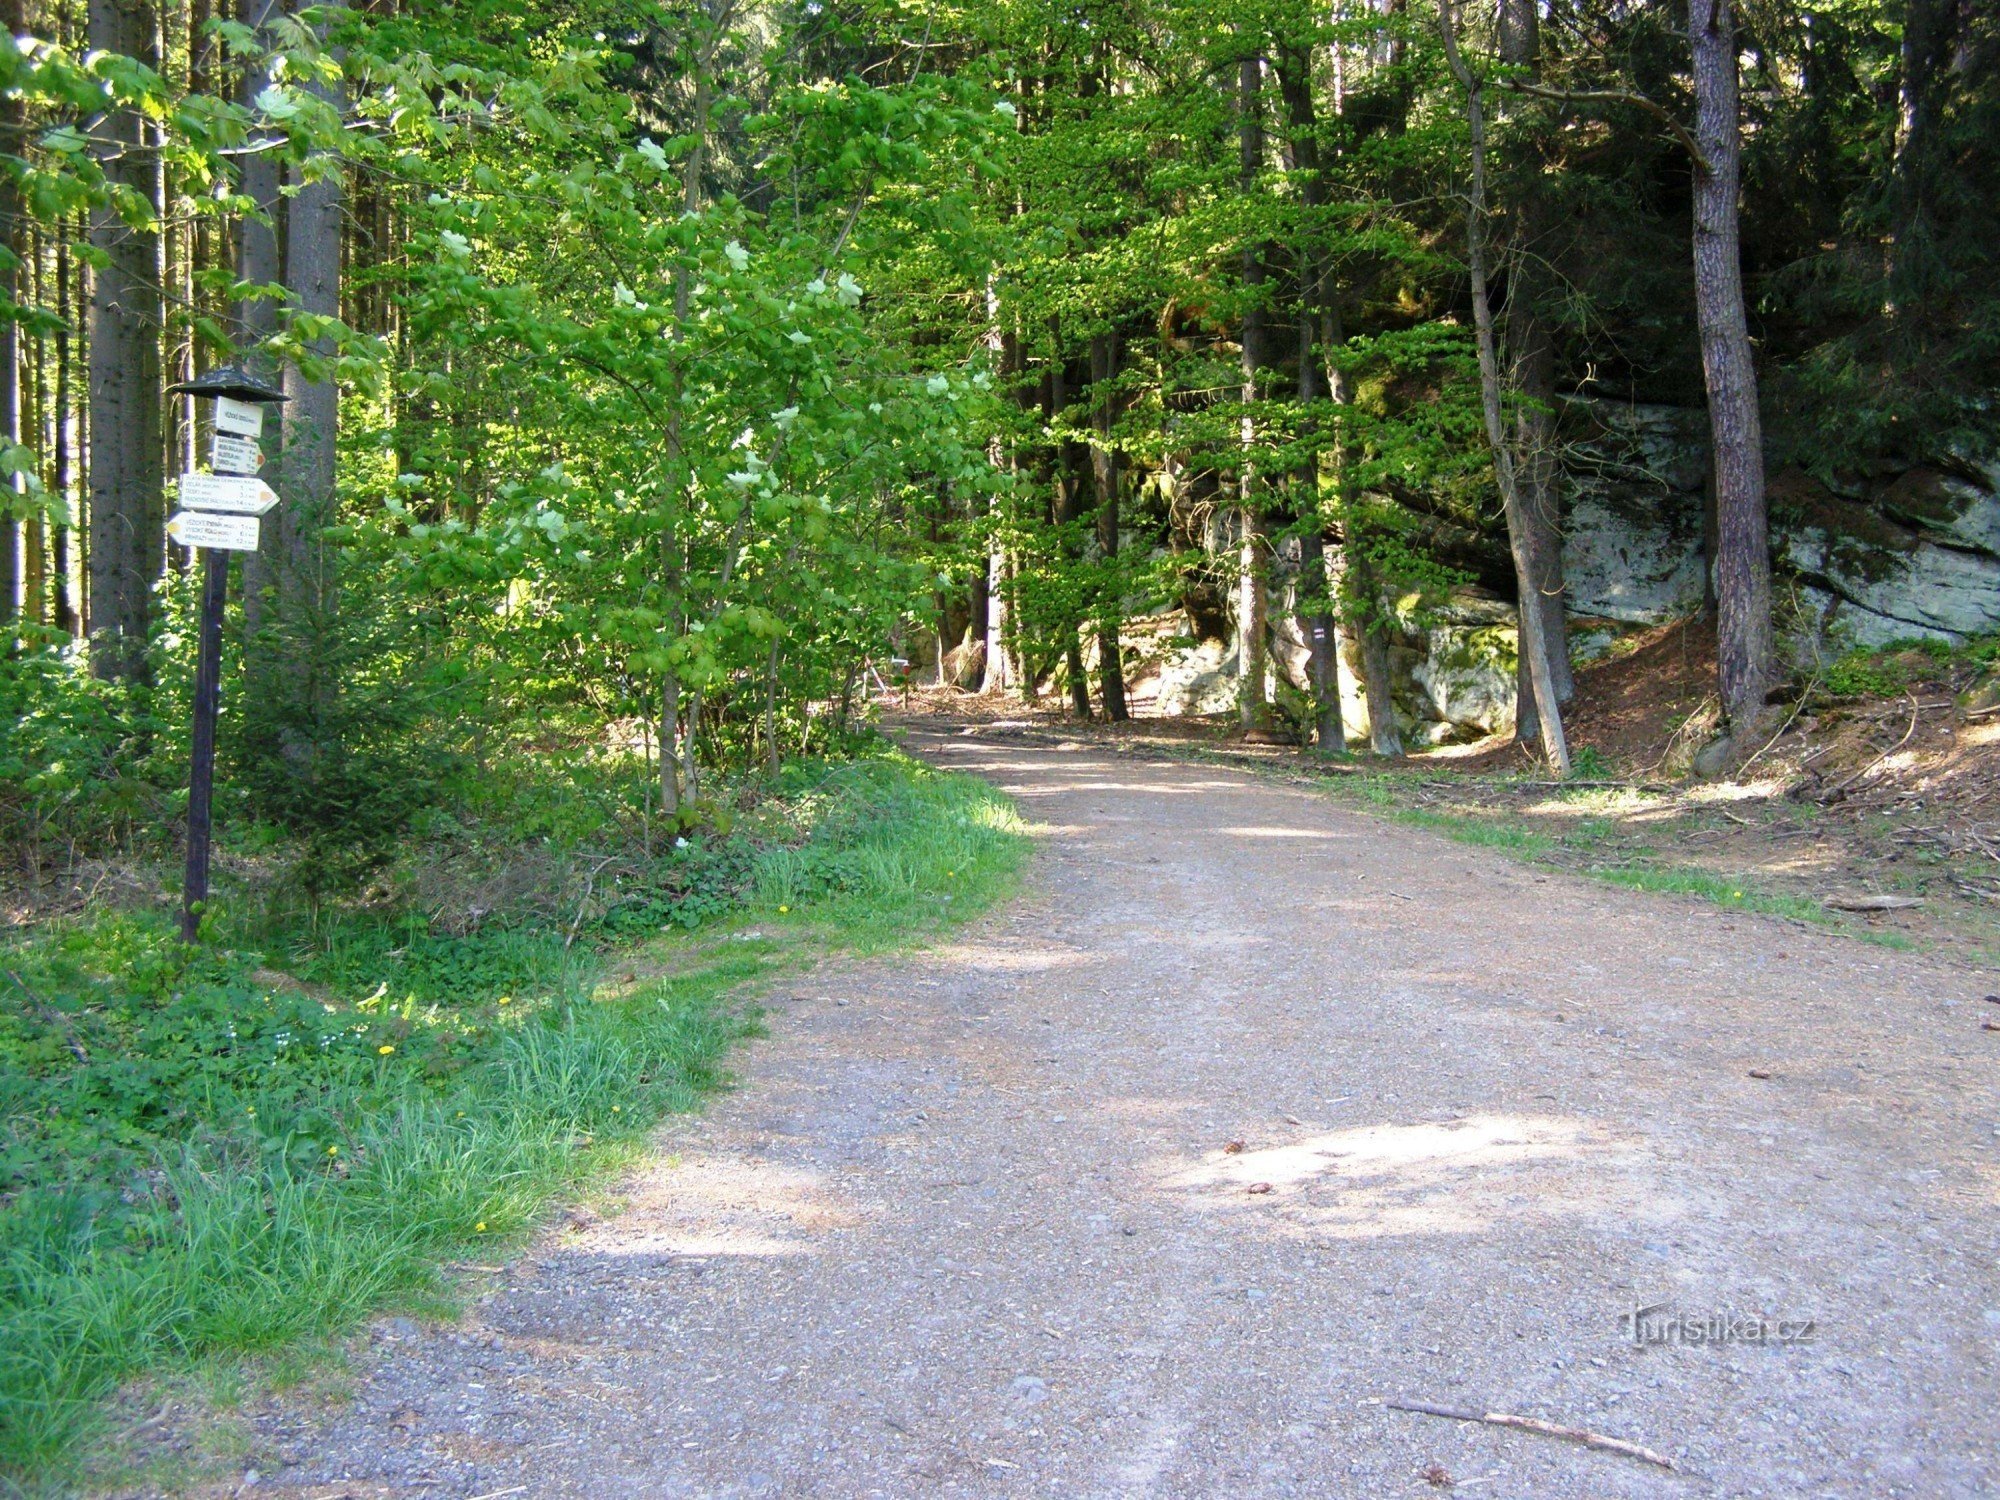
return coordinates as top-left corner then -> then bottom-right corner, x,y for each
0,748 -> 1028,1484
1820,636 -> 1957,700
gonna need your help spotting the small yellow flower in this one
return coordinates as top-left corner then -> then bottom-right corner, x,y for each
777,904 -> 790,914
475,1221 -> 487,1232
378,1044 -> 396,1055
611,1105 -> 621,1113
245,1107 -> 255,1117
497,995 -> 512,1006
327,1144 -> 340,1156
946,870 -> 956,878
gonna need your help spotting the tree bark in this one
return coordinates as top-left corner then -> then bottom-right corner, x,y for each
1496,0 -> 1571,747
1275,46 -> 1344,755
1089,332 -> 1127,721
237,0 -> 286,645
1236,51 -> 1267,732
276,0 -> 345,714
1349,541 -> 1402,757
1689,0 -> 1774,732
1888,0 -> 1962,318
1440,0 -> 1570,774
86,0 -> 164,685
1050,352 -> 1093,719
0,0 -> 21,636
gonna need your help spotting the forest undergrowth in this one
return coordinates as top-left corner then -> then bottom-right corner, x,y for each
0,739 -> 1029,1490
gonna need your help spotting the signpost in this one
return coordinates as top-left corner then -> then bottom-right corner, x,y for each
167,511 -> 262,551
178,473 -> 279,515
208,435 -> 264,475
166,365 -> 288,942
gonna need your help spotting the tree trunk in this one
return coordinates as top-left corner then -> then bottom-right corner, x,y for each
1089,332 -> 1127,721
1050,352 -> 1093,720
1888,0 -> 1961,318
1274,46 -> 1345,755
1689,0 -> 1774,732
86,0 -> 164,685
1349,542 -> 1402,757
276,0 -> 346,721
1441,0 -> 1569,774
0,0 -> 20,638
237,0 -> 285,646
1496,0 -> 1571,746
1236,51 -> 1267,732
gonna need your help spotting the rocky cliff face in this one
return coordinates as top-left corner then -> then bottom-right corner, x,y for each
1563,399 -> 2000,648
1140,397 -> 2000,740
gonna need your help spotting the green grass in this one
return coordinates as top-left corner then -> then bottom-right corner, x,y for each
1590,865 -> 1828,922
0,748 -> 1028,1492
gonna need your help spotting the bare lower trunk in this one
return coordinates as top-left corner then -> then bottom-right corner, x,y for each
1350,546 -> 1402,757
661,669 -> 681,813
1236,52 -> 1267,732
1274,47 -> 1344,754
1441,0 -> 1569,775
764,638 -> 780,775
237,0 -> 285,646
1300,528 -> 1345,754
1690,0 -> 1773,732
980,535 -> 1011,693
274,0 -> 346,739
1090,333 -> 1127,721
86,0 -> 163,684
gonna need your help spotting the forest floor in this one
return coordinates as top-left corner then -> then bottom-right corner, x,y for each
112,719 -> 2000,1497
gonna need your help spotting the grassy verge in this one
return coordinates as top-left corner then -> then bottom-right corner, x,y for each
0,748 -> 1028,1491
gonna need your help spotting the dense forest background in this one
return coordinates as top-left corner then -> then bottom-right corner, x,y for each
0,0 -> 1994,863
2,1 -> 1998,1476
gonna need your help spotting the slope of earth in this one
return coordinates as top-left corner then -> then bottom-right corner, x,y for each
121,725 -> 2000,1499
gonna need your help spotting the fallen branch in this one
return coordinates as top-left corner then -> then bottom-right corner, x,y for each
1386,1398 -> 1677,1471
1512,780 -> 1675,793
1823,892 -> 1924,912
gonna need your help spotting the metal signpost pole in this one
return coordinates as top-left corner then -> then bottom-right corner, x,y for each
181,547 -> 227,941
167,364 -> 287,943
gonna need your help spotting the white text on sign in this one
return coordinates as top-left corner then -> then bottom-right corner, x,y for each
210,435 -> 263,474
180,472 -> 280,515
168,511 -> 261,551
212,396 -> 266,438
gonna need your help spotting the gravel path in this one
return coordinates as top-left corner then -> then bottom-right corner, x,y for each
215,726 -> 2000,1498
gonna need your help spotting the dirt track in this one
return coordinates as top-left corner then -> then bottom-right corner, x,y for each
208,724 -> 2000,1498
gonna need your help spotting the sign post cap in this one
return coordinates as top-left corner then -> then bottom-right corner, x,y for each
168,365 -> 289,404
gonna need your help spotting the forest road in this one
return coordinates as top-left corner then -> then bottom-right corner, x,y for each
242,724 -> 1999,1499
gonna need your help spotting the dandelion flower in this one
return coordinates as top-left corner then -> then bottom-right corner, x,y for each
497,995 -> 512,1006
778,904 -> 790,914
327,1145 -> 340,1156
378,1044 -> 396,1055
475,1222 -> 487,1232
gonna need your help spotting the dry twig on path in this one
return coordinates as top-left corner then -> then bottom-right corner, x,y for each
1386,1397 -> 1679,1471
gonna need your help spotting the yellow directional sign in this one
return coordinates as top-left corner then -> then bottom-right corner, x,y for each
168,510 -> 261,551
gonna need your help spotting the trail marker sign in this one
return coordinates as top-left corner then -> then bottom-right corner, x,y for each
213,395 -> 267,438
180,472 -> 280,514
210,434 -> 264,473
168,510 -> 261,551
